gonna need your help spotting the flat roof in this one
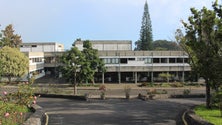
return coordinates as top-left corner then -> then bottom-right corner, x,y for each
21,42 -> 63,45
75,40 -> 132,44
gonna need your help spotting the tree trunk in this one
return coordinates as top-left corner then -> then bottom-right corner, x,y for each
74,83 -> 77,95
206,79 -> 211,109
92,78 -> 95,85
73,72 -> 77,95
8,76 -> 11,84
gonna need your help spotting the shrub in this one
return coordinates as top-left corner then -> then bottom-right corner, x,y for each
138,82 -> 154,87
138,83 -> 148,87
212,90 -> 222,116
170,82 -> 184,87
156,89 -> 168,94
0,82 -> 39,124
147,89 -> 157,95
183,89 -> 191,95
158,73 -> 173,82
160,83 -> 171,87
99,85 -> 106,99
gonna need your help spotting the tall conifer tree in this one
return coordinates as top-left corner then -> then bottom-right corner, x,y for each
135,1 -> 153,50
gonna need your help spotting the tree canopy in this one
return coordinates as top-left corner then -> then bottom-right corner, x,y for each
152,40 -> 181,51
61,40 -> 106,95
0,46 -> 29,83
60,46 -> 84,95
0,24 -> 22,48
81,40 -> 106,84
176,0 -> 222,108
135,1 -> 153,50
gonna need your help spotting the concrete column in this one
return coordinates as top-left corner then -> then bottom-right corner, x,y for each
176,71 -> 179,81
102,72 -> 104,84
118,72 -> 121,84
182,71 -> 185,83
135,72 -> 137,84
151,72 -> 153,83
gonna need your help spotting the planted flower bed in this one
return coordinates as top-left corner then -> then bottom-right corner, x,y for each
0,82 -> 39,124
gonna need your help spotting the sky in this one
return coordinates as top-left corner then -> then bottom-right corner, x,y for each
0,0 -> 217,49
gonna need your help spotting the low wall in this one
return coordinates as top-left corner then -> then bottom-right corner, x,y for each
35,93 -> 86,100
23,105 -> 46,125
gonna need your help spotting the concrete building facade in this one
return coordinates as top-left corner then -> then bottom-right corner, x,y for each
20,42 -> 64,52
74,40 -> 191,84
75,40 -> 132,51
20,42 -> 64,80
20,41 -> 191,83
97,51 -> 190,83
23,52 -> 45,79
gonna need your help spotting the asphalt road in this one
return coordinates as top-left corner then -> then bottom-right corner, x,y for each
38,97 -> 204,125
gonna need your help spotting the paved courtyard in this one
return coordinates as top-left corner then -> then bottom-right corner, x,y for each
38,97 -> 204,125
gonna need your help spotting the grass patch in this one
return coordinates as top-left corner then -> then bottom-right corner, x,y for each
194,105 -> 222,125
0,101 -> 30,113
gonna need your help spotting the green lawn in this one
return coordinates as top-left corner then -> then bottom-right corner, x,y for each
194,105 -> 222,125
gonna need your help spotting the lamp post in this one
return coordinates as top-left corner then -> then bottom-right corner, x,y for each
118,52 -> 121,84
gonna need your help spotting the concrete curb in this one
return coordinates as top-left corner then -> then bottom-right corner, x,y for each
23,104 -> 46,125
170,94 -> 205,98
183,109 -> 214,125
35,93 -> 87,100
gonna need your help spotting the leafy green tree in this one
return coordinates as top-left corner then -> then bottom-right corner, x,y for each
153,40 -> 181,51
0,46 -> 29,83
176,0 -> 222,108
61,40 -> 106,94
0,24 -> 2,38
135,1 -> 153,50
0,24 -> 22,48
0,25 -> 2,79
81,40 -> 106,84
60,46 -> 84,95
159,73 -> 173,82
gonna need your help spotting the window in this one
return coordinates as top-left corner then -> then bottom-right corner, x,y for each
31,45 -> 37,47
161,58 -> 167,63
120,58 -> 127,64
115,58 -> 119,63
169,58 -> 176,63
184,58 -> 189,63
128,58 -> 135,61
153,58 -> 160,63
31,57 -> 43,63
103,58 -> 119,64
144,58 -> 152,63
177,58 -> 183,63
107,58 -> 111,64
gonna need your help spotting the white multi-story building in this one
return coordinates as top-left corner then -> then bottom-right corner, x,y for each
74,40 -> 132,51
23,52 -> 45,79
20,42 -> 64,80
20,42 -> 64,52
74,40 -> 191,84
20,41 -> 191,83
